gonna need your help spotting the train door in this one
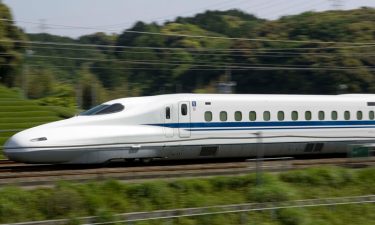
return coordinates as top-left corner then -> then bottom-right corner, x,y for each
164,105 -> 174,138
178,101 -> 191,138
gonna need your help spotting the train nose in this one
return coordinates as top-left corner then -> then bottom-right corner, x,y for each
3,131 -> 48,162
3,135 -> 24,161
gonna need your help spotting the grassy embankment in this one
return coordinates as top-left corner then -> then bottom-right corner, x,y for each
1,166 -> 375,224
0,85 -> 76,157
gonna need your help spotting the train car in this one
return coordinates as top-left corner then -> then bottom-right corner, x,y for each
3,93 -> 375,164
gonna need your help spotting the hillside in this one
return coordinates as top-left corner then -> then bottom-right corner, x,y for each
0,1 -> 374,109
27,8 -> 375,100
0,85 -> 75,156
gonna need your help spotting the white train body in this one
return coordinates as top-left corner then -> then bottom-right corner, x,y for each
4,93 -> 375,164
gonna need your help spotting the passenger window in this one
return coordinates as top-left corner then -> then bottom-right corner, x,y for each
305,111 -> 312,121
331,111 -> 337,120
318,111 -> 325,120
370,111 -> 375,120
344,111 -> 350,120
166,107 -> 171,119
235,111 -> 242,121
291,111 -> 298,121
263,111 -> 270,121
249,111 -> 256,121
277,111 -> 284,121
181,104 -> 187,116
205,111 -> 212,122
357,111 -> 363,120
220,111 -> 227,121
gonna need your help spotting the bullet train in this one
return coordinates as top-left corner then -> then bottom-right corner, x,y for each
3,93 -> 375,164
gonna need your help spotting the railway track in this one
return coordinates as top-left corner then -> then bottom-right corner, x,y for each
0,157 -> 374,187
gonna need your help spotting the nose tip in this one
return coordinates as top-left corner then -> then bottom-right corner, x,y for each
3,132 -> 30,159
3,136 -> 18,157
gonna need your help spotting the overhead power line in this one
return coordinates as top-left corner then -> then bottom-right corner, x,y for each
8,63 -> 375,72
0,51 -> 373,70
1,18 -> 375,45
0,54 -> 373,72
20,45 -> 374,60
0,39 -> 375,53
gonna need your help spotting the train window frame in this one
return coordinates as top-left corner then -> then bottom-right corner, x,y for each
305,111 -> 312,121
331,111 -> 338,120
291,111 -> 298,121
165,107 -> 171,119
277,111 -> 284,121
205,111 -> 213,122
181,104 -> 188,116
249,111 -> 256,121
357,111 -> 363,120
79,103 -> 125,116
235,111 -> 242,121
344,111 -> 350,120
220,111 -> 227,121
263,111 -> 271,121
318,111 -> 325,120
370,111 -> 375,120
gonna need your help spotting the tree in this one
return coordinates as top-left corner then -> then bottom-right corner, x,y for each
0,2 -> 27,87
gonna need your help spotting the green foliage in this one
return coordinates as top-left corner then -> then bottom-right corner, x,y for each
280,166 -> 357,187
247,175 -> 296,202
277,208 -> 310,225
0,3 -> 26,87
1,6 -> 375,102
0,168 -> 375,224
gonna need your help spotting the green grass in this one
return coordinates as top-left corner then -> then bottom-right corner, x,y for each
0,131 -> 18,138
0,100 -> 38,106
0,167 -> 375,224
0,111 -> 58,117
0,122 -> 48,129
0,85 -> 74,157
0,137 -> 9,146
0,106 -> 54,112
0,116 -> 61,123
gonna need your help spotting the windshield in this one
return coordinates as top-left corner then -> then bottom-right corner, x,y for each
79,103 -> 124,116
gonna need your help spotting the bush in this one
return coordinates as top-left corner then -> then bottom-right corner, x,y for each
277,208 -> 310,225
42,187 -> 84,218
169,179 -> 211,194
46,106 -> 77,118
247,175 -> 297,203
210,175 -> 255,191
0,187 -> 44,222
280,167 -> 357,187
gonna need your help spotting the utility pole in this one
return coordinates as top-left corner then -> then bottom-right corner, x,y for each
22,50 -> 34,99
91,81 -> 97,107
217,67 -> 236,94
330,0 -> 343,10
255,132 -> 263,186
38,19 -> 48,33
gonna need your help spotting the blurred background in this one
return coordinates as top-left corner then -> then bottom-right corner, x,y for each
0,1 -> 375,224
0,0 -> 374,150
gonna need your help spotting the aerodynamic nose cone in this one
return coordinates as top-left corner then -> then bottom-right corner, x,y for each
3,135 -> 23,160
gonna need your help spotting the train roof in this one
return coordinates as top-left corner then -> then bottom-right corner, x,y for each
106,93 -> 375,105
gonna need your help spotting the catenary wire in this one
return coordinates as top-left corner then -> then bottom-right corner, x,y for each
1,39 -> 375,53
1,18 -> 375,45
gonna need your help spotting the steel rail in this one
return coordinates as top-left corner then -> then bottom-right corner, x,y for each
0,157 -> 374,187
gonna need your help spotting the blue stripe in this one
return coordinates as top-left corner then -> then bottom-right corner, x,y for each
188,126 -> 375,131
150,120 -> 375,129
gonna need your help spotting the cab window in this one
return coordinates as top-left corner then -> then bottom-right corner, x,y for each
80,103 -> 124,115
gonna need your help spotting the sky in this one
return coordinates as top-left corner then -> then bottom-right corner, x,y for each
2,0 -> 375,38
